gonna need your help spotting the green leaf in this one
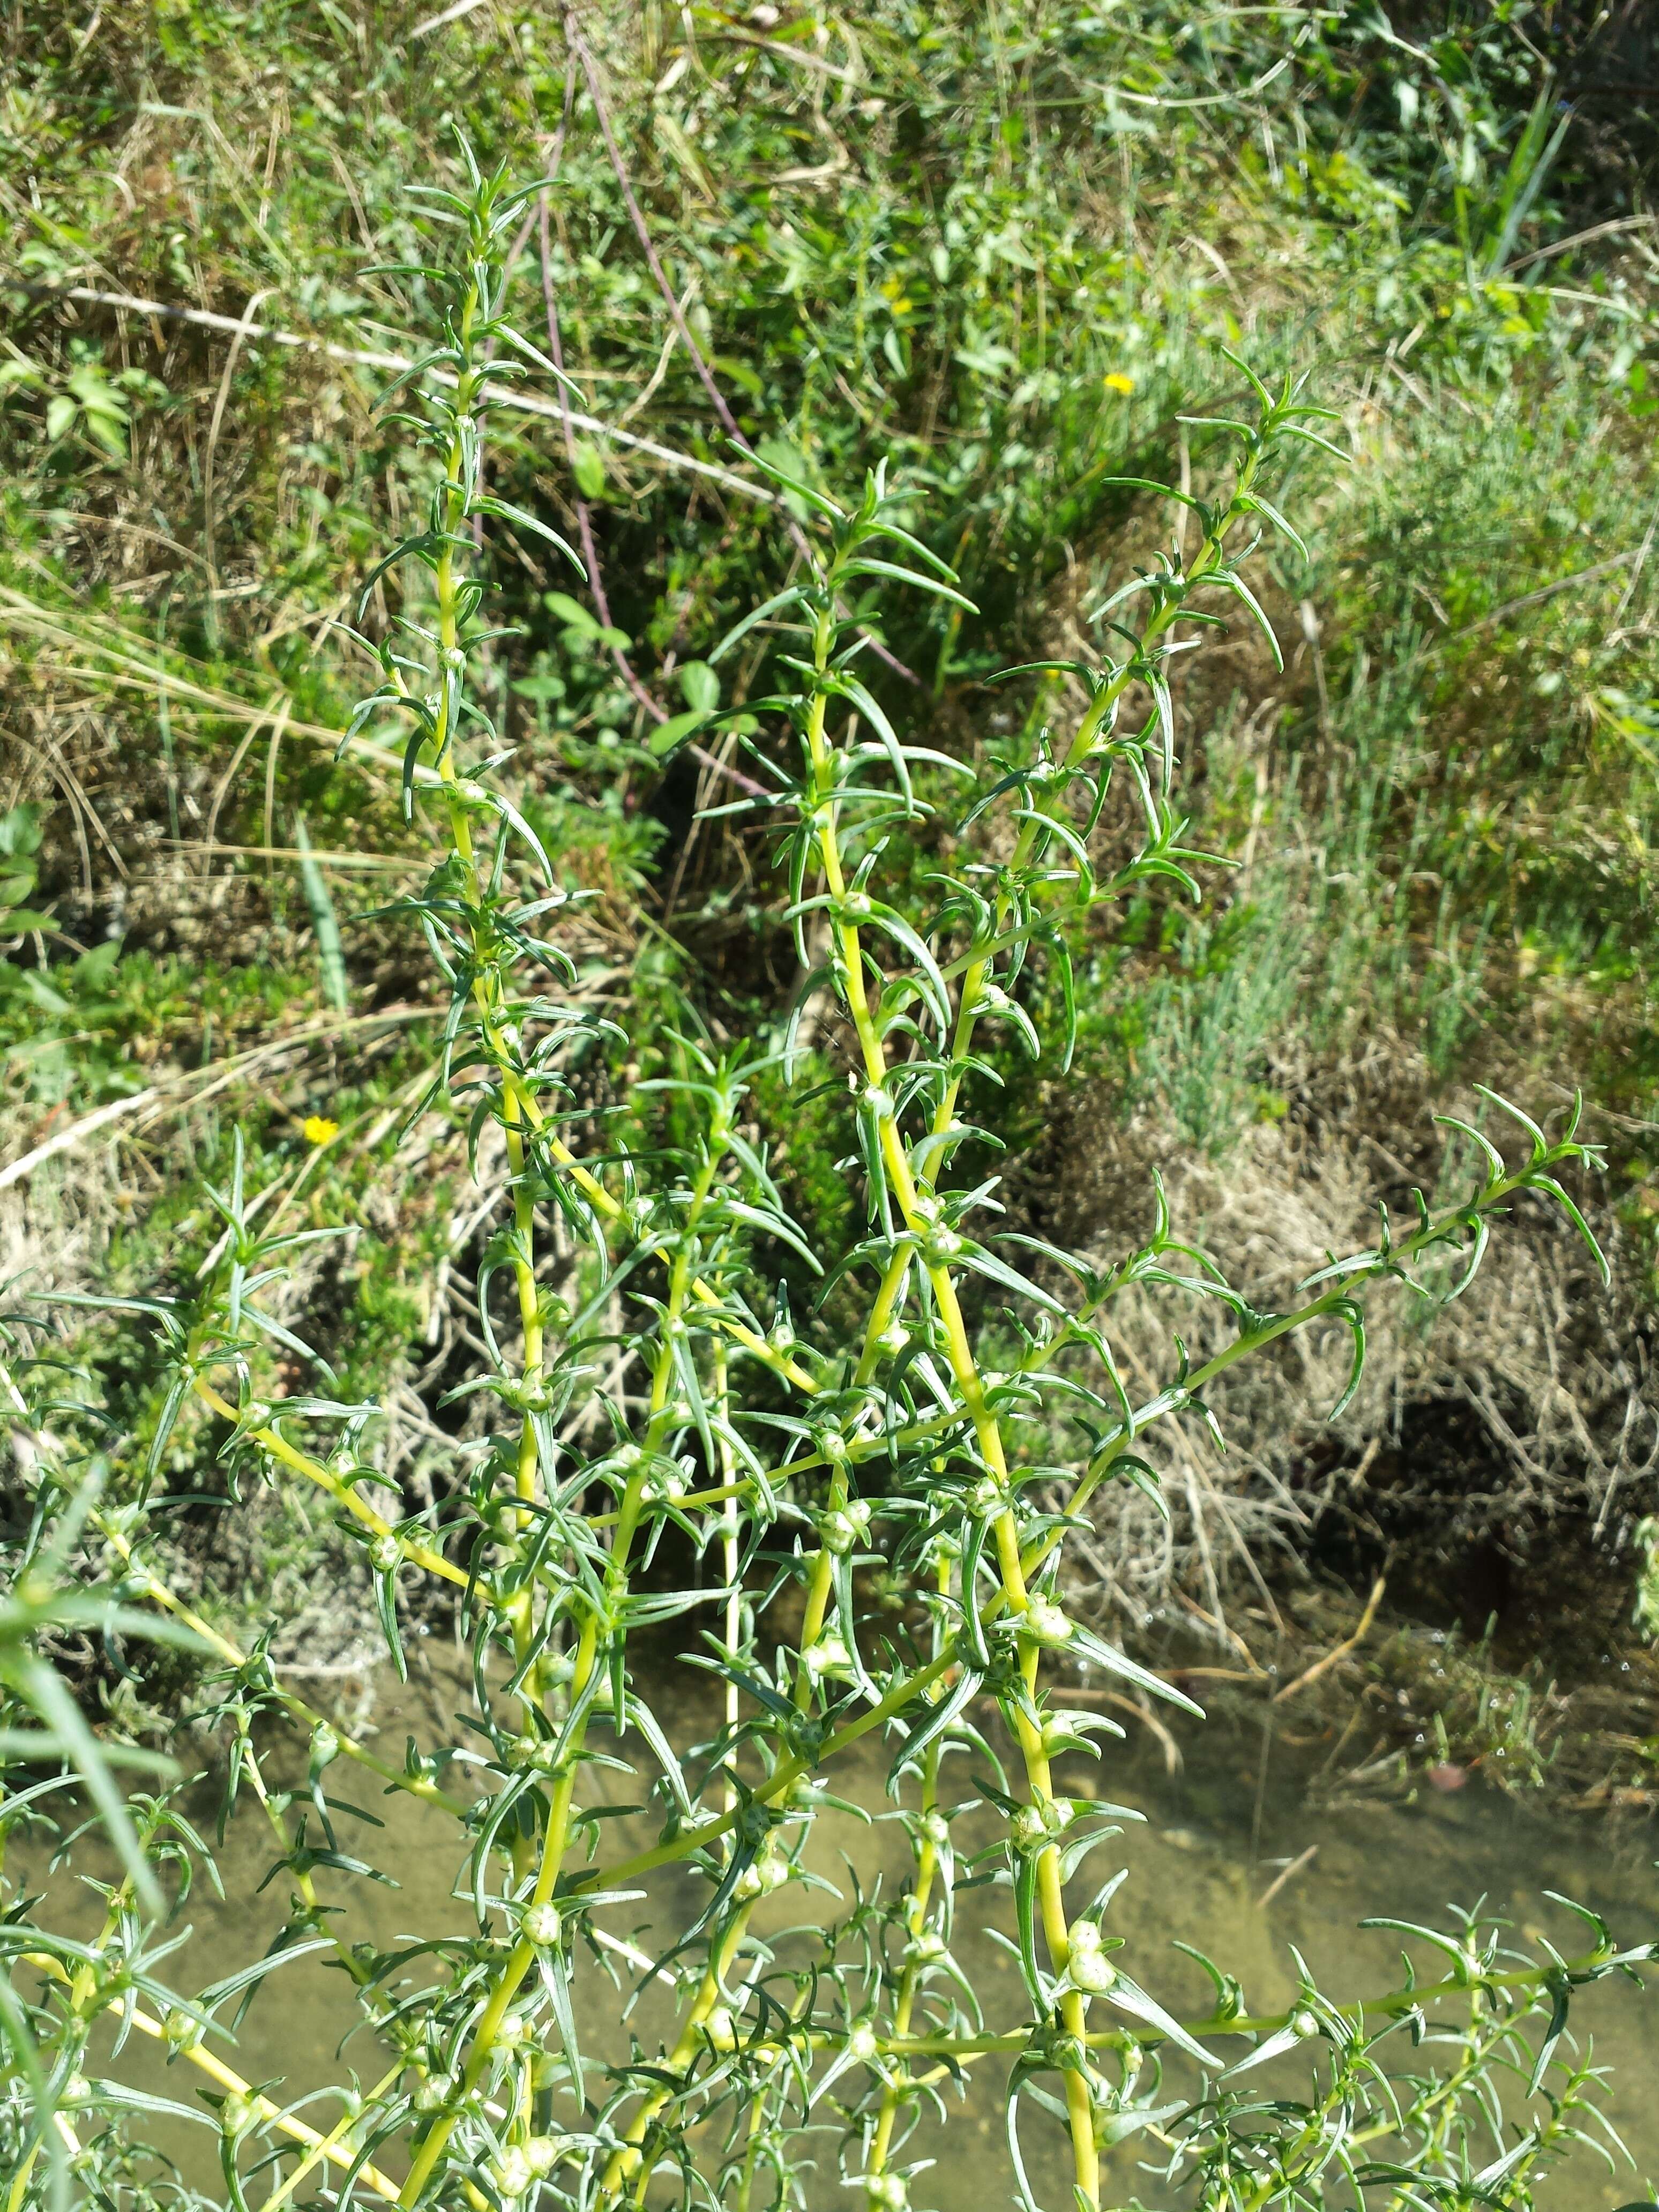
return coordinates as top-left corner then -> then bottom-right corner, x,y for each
472,495 -> 585,576
678,661 -> 720,717
648,709 -> 706,759
572,441 -> 606,501
544,589 -> 603,638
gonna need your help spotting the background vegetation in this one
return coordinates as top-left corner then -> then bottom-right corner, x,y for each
4,0 -> 1659,1805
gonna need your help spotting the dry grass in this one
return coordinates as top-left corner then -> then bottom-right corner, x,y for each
1029,1035 -> 1656,1639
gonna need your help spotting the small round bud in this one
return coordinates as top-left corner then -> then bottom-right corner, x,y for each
848,2019 -> 879,2065
703,2005 -> 738,2052
1012,1804 -> 1047,1852
371,1535 -> 402,1574
1290,2008 -> 1320,2041
921,1810 -> 951,1851
524,2135 -> 566,2177
1022,1598 -> 1072,1649
1066,1922 -> 1117,1995
164,2008 -> 203,2052
413,2074 -> 453,2113
311,1724 -> 340,1768
1049,2032 -> 1090,2078
819,1506 -> 868,1556
495,2011 -> 529,2049
522,1903 -> 563,1948
61,2074 -> 92,2110
968,1475 -> 1005,1518
1011,1796 -> 1072,1852
803,1633 -> 850,1682
241,1401 -> 272,1431
865,2173 -> 907,2209
220,2091 -> 254,2135
818,1430 -> 850,1463
904,1930 -> 946,1967
490,2146 -> 534,2200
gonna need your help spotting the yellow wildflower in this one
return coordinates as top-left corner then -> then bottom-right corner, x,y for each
303,1115 -> 340,1146
1103,372 -> 1134,395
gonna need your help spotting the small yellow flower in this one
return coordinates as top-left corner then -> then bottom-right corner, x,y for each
302,1115 -> 340,1146
1103,372 -> 1134,395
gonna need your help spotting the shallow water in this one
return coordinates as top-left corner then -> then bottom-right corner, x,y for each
20,1657 -> 1659,2208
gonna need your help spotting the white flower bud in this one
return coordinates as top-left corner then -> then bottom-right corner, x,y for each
490,2146 -> 534,2199
522,1903 -> 562,1948
803,1633 -> 850,1681
820,1502 -> 870,1555
371,1535 -> 402,1574
524,2135 -> 566,2177
703,2005 -> 738,2052
1022,1598 -> 1072,1648
848,2019 -> 879,2065
1011,1796 -> 1072,1852
1066,1922 -> 1117,1994
1012,1804 -> 1047,1851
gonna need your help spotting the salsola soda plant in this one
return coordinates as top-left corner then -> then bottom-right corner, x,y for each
3,147 -> 1653,2212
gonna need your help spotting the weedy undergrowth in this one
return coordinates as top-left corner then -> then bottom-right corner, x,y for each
2,148 -> 1653,2212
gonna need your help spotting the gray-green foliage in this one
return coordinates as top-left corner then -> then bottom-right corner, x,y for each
1,146 -> 1651,2212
